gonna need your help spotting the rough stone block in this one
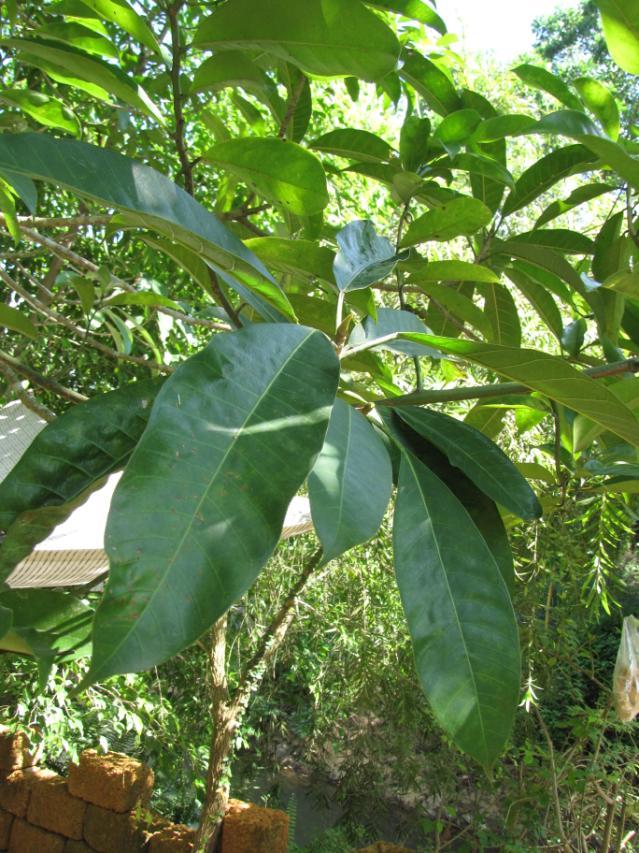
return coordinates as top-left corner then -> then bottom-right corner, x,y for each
9,819 -> 65,853
221,799 -> 288,853
0,729 -> 36,773
28,775 -> 86,839
68,750 -> 153,813
0,767 -> 58,818
0,809 -> 13,850
83,803 -> 147,853
148,823 -> 195,853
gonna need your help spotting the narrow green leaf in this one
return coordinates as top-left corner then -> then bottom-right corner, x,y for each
78,0 -> 163,56
513,64 -> 582,110
310,128 -> 392,163
535,183 -> 615,229
2,38 -> 163,123
434,109 -> 482,148
396,406 -> 541,519
491,240 -> 585,294
415,282 -> 491,338
506,267 -> 564,341
395,335 -> 639,447
452,153 -> 515,189
408,260 -> 499,284
308,399 -> 392,562
509,228 -> 595,255
393,451 -> 520,769
0,133 -> 270,281
0,304 -> 37,339
204,137 -> 329,216
595,0 -> 639,75
399,51 -> 462,116
0,168 -> 36,215
473,114 -> 536,142
503,144 -> 597,216
480,282 -> 521,347
401,197 -> 492,246
86,325 -> 339,681
347,307 -> 437,356
574,76 -> 620,139
0,380 -> 162,584
574,378 -> 639,450
193,0 -> 400,81
399,116 -> 431,172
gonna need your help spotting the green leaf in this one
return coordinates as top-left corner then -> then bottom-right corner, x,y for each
509,228 -> 595,255
393,450 -> 520,769
382,409 -> 514,588
396,406 -> 541,520
0,133 -> 271,281
190,52 -> 271,97
473,114 -> 536,142
0,604 -> 12,641
2,38 -> 163,124
103,291 -> 184,311
0,380 -> 162,584
513,64 -> 581,110
574,77 -> 621,140
480,282 -> 521,347
491,241 -> 585,294
363,0 -> 446,33
310,128 -> 392,163
604,269 -> 639,296
561,318 -> 587,356
506,267 -> 564,341
395,335 -> 639,448
464,404 -> 508,440
204,137 -> 328,217
193,0 -> 400,81
573,378 -> 639,450
78,0 -> 163,56
415,282 -> 491,338
452,153 -> 515,189
399,51 -> 462,116
400,197 -> 492,246
0,89 -> 80,134
408,260 -> 500,284
0,169 -> 37,215
34,21 -> 118,58
595,0 -> 639,74
399,116 -> 431,172
244,237 -> 335,283
86,325 -> 339,681
0,304 -> 37,339
308,399 -> 392,562
535,183 -> 615,229
503,144 -> 597,216
434,109 -> 482,149
334,220 -> 406,291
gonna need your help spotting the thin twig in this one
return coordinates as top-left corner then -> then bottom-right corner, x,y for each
0,358 -> 56,420
0,349 -> 87,403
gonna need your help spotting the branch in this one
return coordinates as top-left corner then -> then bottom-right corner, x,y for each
0,358 -> 56,421
167,1 -> 193,196
377,358 -> 639,407
278,74 -> 307,139
0,349 -> 87,404
230,547 -> 323,717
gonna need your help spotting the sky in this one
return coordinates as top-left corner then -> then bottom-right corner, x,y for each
436,0 -> 580,63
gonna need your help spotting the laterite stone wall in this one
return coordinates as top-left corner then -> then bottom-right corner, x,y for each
0,728 -> 290,853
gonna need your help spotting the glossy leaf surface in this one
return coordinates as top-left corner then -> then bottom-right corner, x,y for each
334,220 -> 406,291
393,451 -> 520,769
309,399 -> 392,563
87,325 -> 339,681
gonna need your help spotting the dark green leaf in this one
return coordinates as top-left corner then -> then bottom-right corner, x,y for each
0,304 -> 37,339
308,399 -> 392,562
434,109 -> 482,149
535,183 -> 615,228
244,237 -> 335,283
513,64 -> 581,110
480,282 -> 521,347
190,52 -> 271,96
509,229 -> 595,255
0,89 -> 80,134
0,133 -> 271,281
393,450 -> 519,769
0,380 -> 161,583
407,260 -> 499,284
86,325 -> 339,681
399,51 -> 462,116
506,267 -> 564,341
396,406 -> 541,519
473,114 -> 536,142
347,307 -> 438,356
399,116 -> 431,172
